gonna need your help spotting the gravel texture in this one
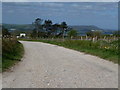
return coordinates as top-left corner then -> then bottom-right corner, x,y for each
2,41 -> 118,88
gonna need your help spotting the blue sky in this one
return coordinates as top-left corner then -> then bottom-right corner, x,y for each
2,2 -> 118,29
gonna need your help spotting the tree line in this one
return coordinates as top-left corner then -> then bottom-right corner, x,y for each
31,18 -> 71,39
2,18 -> 120,40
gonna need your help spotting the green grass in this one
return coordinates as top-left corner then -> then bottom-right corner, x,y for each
0,39 -> 2,72
2,39 -> 24,71
20,39 -> 118,64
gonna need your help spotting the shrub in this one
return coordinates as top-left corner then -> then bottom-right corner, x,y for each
2,39 -> 24,71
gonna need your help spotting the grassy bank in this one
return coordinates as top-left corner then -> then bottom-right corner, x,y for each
2,39 -> 24,71
0,39 -> 2,72
21,39 -> 118,64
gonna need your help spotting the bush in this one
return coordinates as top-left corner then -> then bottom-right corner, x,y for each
2,39 -> 24,71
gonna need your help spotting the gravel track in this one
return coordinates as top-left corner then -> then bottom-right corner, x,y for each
2,41 -> 118,88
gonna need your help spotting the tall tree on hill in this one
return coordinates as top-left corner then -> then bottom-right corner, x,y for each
33,18 -> 43,37
31,29 -> 37,38
60,22 -> 68,39
52,23 -> 60,37
43,20 -> 53,36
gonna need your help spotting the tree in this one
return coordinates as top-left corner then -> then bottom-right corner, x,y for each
68,29 -> 78,39
31,18 -> 70,38
43,20 -> 53,36
32,18 -> 43,37
60,22 -> 68,39
113,31 -> 120,37
30,29 -> 37,38
44,20 -> 52,28
2,26 -> 11,38
86,30 -> 102,39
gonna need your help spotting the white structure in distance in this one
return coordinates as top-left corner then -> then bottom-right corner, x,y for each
20,33 -> 26,37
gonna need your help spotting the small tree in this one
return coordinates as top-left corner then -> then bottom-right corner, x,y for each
113,31 -> 120,37
60,22 -> 68,39
43,20 -> 53,37
32,18 -> 43,37
30,29 -> 37,38
68,30 -> 78,39
2,26 -> 11,38
86,30 -> 102,40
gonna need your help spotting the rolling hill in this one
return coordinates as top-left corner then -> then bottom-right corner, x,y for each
3,24 -> 34,31
69,25 -> 103,35
2,24 -> 116,35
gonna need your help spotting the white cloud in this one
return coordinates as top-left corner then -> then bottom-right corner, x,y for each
2,2 -> 64,8
7,10 -> 14,13
72,4 -> 79,7
2,0 -> 120,2
39,2 -> 63,7
72,4 -> 93,9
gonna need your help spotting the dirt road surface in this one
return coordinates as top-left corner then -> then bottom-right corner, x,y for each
3,41 -> 118,88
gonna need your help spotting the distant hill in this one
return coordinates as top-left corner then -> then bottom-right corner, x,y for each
3,24 -> 34,31
70,25 -> 103,31
2,24 -> 116,35
69,25 -> 104,35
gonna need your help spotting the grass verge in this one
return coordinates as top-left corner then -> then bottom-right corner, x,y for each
2,39 -> 24,71
20,39 -> 118,64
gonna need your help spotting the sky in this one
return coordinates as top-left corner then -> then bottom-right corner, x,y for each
2,2 -> 118,30
1,0 -> 120,2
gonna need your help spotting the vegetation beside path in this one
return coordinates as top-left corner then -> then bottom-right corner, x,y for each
2,39 -> 24,71
21,39 -> 118,64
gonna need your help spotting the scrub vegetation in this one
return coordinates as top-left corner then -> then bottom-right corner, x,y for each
2,27 -> 24,71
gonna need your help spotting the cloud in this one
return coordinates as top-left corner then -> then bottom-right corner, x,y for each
3,2 -> 64,8
2,0 -> 120,2
71,4 -> 93,10
38,2 -> 63,7
2,1 -> 118,30
70,2 -> 117,12
3,2 -> 117,17
71,4 -> 79,7
7,10 -> 14,13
